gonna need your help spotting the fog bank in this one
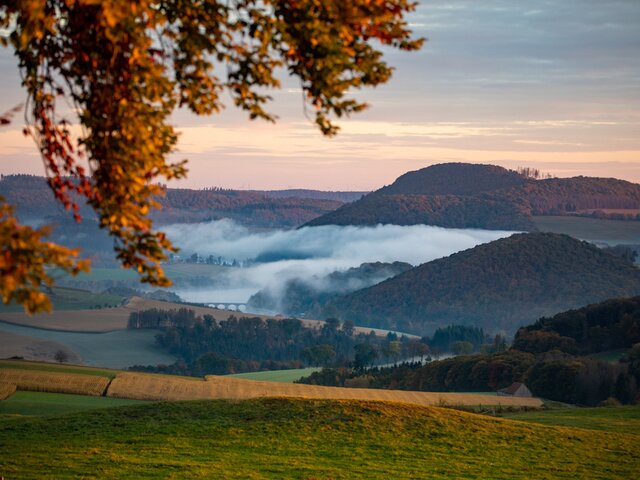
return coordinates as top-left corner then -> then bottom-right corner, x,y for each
164,220 -> 513,307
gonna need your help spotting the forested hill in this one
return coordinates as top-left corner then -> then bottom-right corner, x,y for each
0,174 -> 346,228
304,163 -> 640,230
376,163 -> 527,196
320,233 -> 640,335
513,296 -> 640,355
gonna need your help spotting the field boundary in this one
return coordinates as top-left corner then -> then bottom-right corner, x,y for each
104,371 -> 543,408
0,368 -> 110,396
0,383 -> 16,400
1,363 -> 544,408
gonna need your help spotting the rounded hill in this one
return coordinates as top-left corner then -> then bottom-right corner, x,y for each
305,163 -> 640,230
376,162 -> 527,196
321,232 -> 640,334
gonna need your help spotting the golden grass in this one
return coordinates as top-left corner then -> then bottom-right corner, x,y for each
0,368 -> 110,396
0,383 -> 16,400
106,372 -> 543,408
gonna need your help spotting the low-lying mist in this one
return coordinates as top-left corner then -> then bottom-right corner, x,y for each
164,219 -> 513,311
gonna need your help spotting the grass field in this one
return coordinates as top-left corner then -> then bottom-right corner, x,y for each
0,286 -> 124,313
0,398 -> 637,479
0,391 -> 146,417
0,368 -> 111,396
0,323 -> 177,368
226,367 -> 321,383
0,359 -> 118,378
0,295 -> 314,333
502,405 -> 640,436
70,264 -> 227,282
0,360 -> 542,408
533,215 -> 640,244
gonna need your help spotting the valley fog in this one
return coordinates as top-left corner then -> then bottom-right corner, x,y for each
165,220 -> 513,310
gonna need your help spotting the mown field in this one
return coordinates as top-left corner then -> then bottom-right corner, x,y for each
226,367 -> 321,383
0,295 -> 319,332
0,359 -> 117,378
0,398 -> 638,479
0,391 -> 146,416
0,324 -> 177,369
0,360 -> 542,407
533,215 -> 640,244
502,405 -> 640,436
0,286 -> 124,313
68,263 -> 227,283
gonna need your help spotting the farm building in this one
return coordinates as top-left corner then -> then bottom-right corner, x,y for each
497,382 -> 532,397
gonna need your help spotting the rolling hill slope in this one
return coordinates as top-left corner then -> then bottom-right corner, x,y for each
0,398 -> 637,479
320,233 -> 640,334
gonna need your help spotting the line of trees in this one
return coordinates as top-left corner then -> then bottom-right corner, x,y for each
128,309 -> 428,376
299,298 -> 640,406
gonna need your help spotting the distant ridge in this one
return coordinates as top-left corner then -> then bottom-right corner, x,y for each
0,175 -> 353,228
320,232 -> 640,335
305,163 -> 640,230
259,189 -> 368,203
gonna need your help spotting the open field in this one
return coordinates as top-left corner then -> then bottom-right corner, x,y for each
0,368 -> 111,396
0,296 -> 322,332
0,391 -> 146,417
533,215 -> 640,244
0,330 -> 81,363
0,398 -> 637,479
226,367 -> 321,383
69,263 -> 227,283
0,286 -> 124,313
0,322 -> 177,368
502,405 -> 640,436
0,360 -> 542,408
0,290 -> 390,340
0,359 -> 119,378
106,371 -> 543,407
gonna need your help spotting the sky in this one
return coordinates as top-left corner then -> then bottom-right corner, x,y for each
1,0 -> 639,190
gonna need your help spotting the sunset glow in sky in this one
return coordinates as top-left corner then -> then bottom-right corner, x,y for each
1,0 -> 639,190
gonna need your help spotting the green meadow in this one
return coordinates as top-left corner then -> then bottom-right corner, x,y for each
533,215 -> 640,244
226,367 -> 321,383
0,391 -> 146,417
0,397 -> 638,479
502,405 -> 640,436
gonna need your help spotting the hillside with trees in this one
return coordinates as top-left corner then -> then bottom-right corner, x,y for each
320,233 -> 640,335
513,297 -> 640,355
300,297 -> 640,406
0,174 -> 344,229
305,163 -> 640,230
127,308 -> 414,376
